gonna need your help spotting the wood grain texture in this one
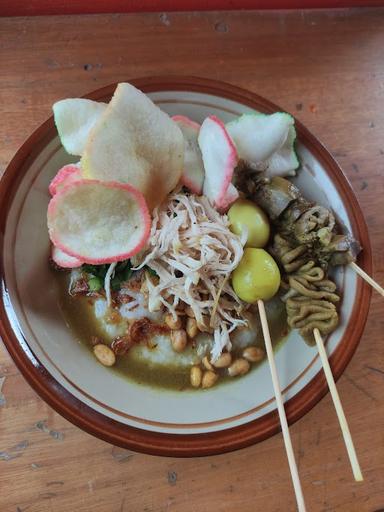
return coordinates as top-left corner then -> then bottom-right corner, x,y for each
0,8 -> 383,512
3,1 -> 384,17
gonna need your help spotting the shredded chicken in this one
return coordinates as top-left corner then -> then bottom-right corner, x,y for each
134,193 -> 248,361
68,269 -> 83,295
104,262 -> 117,307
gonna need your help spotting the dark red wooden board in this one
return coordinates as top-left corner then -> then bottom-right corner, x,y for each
2,0 -> 384,17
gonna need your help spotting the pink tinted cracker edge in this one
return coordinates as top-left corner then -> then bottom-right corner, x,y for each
205,115 -> 238,208
217,185 -> 239,212
51,244 -> 83,268
48,179 -> 151,264
174,115 -> 203,193
172,114 -> 201,132
181,174 -> 203,194
49,164 -> 81,196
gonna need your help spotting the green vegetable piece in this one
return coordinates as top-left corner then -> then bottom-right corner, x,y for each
121,266 -> 133,282
145,266 -> 158,277
82,263 -> 109,279
111,275 -> 122,291
116,260 -> 129,272
97,264 -> 109,278
82,263 -> 97,275
88,276 -> 103,292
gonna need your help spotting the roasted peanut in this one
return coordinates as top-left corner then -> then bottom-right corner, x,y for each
170,329 -> 187,352
164,313 -> 182,330
202,370 -> 218,389
202,356 -> 214,371
228,358 -> 250,377
213,352 -> 232,368
93,344 -> 116,367
190,366 -> 202,388
186,317 -> 198,338
243,346 -> 265,363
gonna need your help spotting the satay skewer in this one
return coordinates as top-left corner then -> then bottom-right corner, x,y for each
313,328 -> 363,482
258,299 -> 307,512
350,262 -> 384,297
324,259 -> 381,479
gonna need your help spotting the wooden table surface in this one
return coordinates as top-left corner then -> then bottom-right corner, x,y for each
1,8 -> 384,512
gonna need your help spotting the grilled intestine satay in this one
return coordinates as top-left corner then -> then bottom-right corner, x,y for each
236,171 -> 360,266
272,235 -> 340,344
234,169 -> 361,344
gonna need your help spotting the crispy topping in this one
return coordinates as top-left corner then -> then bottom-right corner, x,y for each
135,192 -> 249,361
111,335 -> 133,355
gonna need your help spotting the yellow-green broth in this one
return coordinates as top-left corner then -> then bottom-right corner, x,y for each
56,271 -> 289,391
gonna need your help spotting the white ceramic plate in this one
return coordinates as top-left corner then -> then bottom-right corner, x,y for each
0,77 -> 372,456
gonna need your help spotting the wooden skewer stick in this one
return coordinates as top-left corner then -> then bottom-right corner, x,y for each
258,299 -> 307,512
350,261 -> 384,297
313,327 -> 363,482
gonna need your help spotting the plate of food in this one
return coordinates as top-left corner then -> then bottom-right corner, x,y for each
0,76 -> 372,457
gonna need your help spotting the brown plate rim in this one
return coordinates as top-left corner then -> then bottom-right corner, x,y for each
0,76 -> 372,457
